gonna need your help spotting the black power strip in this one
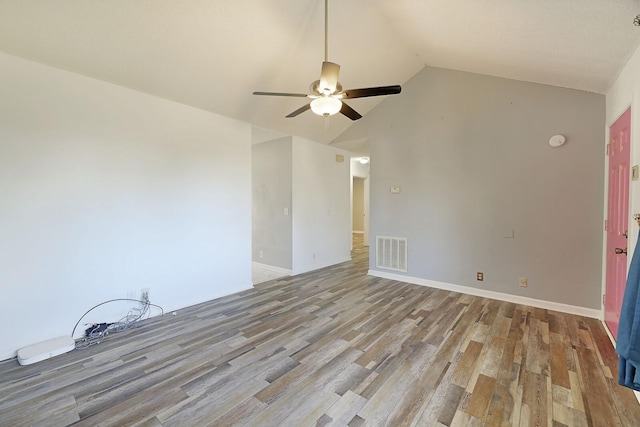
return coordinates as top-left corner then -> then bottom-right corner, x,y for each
85,323 -> 111,337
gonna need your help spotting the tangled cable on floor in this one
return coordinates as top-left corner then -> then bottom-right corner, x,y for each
71,298 -> 164,349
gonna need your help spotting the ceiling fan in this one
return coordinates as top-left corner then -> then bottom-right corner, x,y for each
253,0 -> 401,121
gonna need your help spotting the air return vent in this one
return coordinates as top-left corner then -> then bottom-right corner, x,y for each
376,236 -> 407,272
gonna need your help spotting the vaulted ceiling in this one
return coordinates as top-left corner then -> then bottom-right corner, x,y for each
1,0 -> 639,146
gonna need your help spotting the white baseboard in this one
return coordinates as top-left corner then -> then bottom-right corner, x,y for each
252,262 -> 292,276
367,270 -> 601,319
352,230 -> 364,234
603,320 -> 616,346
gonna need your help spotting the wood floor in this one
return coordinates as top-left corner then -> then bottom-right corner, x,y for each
1,235 -> 639,426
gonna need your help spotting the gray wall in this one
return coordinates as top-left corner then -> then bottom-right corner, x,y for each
252,137 -> 292,269
291,137 -> 352,274
337,67 -> 605,309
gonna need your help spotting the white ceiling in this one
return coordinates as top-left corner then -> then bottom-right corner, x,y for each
0,0 -> 639,146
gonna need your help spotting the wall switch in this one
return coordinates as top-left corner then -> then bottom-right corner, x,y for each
390,186 -> 401,194
503,229 -> 514,239
519,277 -> 528,288
284,207 -> 289,216
141,288 -> 150,302
259,250 -> 263,258
477,272 -> 484,281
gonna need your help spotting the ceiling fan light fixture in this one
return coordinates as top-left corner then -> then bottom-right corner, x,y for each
311,96 -> 342,117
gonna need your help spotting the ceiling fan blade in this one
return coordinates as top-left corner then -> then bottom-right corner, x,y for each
341,85 -> 402,99
286,103 -> 311,118
253,91 -> 309,97
319,61 -> 340,94
340,102 -> 362,121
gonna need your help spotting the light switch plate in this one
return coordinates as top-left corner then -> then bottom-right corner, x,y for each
390,186 -> 401,194
633,165 -> 639,181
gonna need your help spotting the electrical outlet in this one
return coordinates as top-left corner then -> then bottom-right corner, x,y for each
141,288 -> 150,302
519,277 -> 528,288
259,250 -> 263,259
477,272 -> 484,281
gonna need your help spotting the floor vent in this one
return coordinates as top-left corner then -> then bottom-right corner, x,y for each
376,236 -> 407,272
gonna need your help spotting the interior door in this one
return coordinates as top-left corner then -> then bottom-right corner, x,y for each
605,107 -> 631,338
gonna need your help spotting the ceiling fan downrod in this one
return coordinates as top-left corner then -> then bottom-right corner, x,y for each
324,0 -> 329,61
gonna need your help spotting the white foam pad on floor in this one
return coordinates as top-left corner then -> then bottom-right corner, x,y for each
17,336 -> 75,365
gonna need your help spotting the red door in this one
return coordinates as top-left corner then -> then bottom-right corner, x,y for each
605,107 -> 631,338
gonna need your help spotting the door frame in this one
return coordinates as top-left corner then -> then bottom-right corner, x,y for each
351,159 -> 370,249
363,176 -> 370,247
603,105 -> 633,338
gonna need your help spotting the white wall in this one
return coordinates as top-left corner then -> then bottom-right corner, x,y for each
0,52 -> 252,360
606,42 -> 640,267
292,137 -> 351,274
252,136 -> 293,269
336,67 -> 605,311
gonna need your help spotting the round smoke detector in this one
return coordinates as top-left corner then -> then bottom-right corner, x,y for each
549,134 -> 566,148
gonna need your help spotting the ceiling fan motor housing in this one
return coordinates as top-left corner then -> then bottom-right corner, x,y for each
310,80 -> 342,97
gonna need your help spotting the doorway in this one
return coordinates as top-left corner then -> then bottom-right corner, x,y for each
352,166 -> 370,248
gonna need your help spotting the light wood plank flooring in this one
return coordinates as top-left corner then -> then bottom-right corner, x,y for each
1,234 -> 639,426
